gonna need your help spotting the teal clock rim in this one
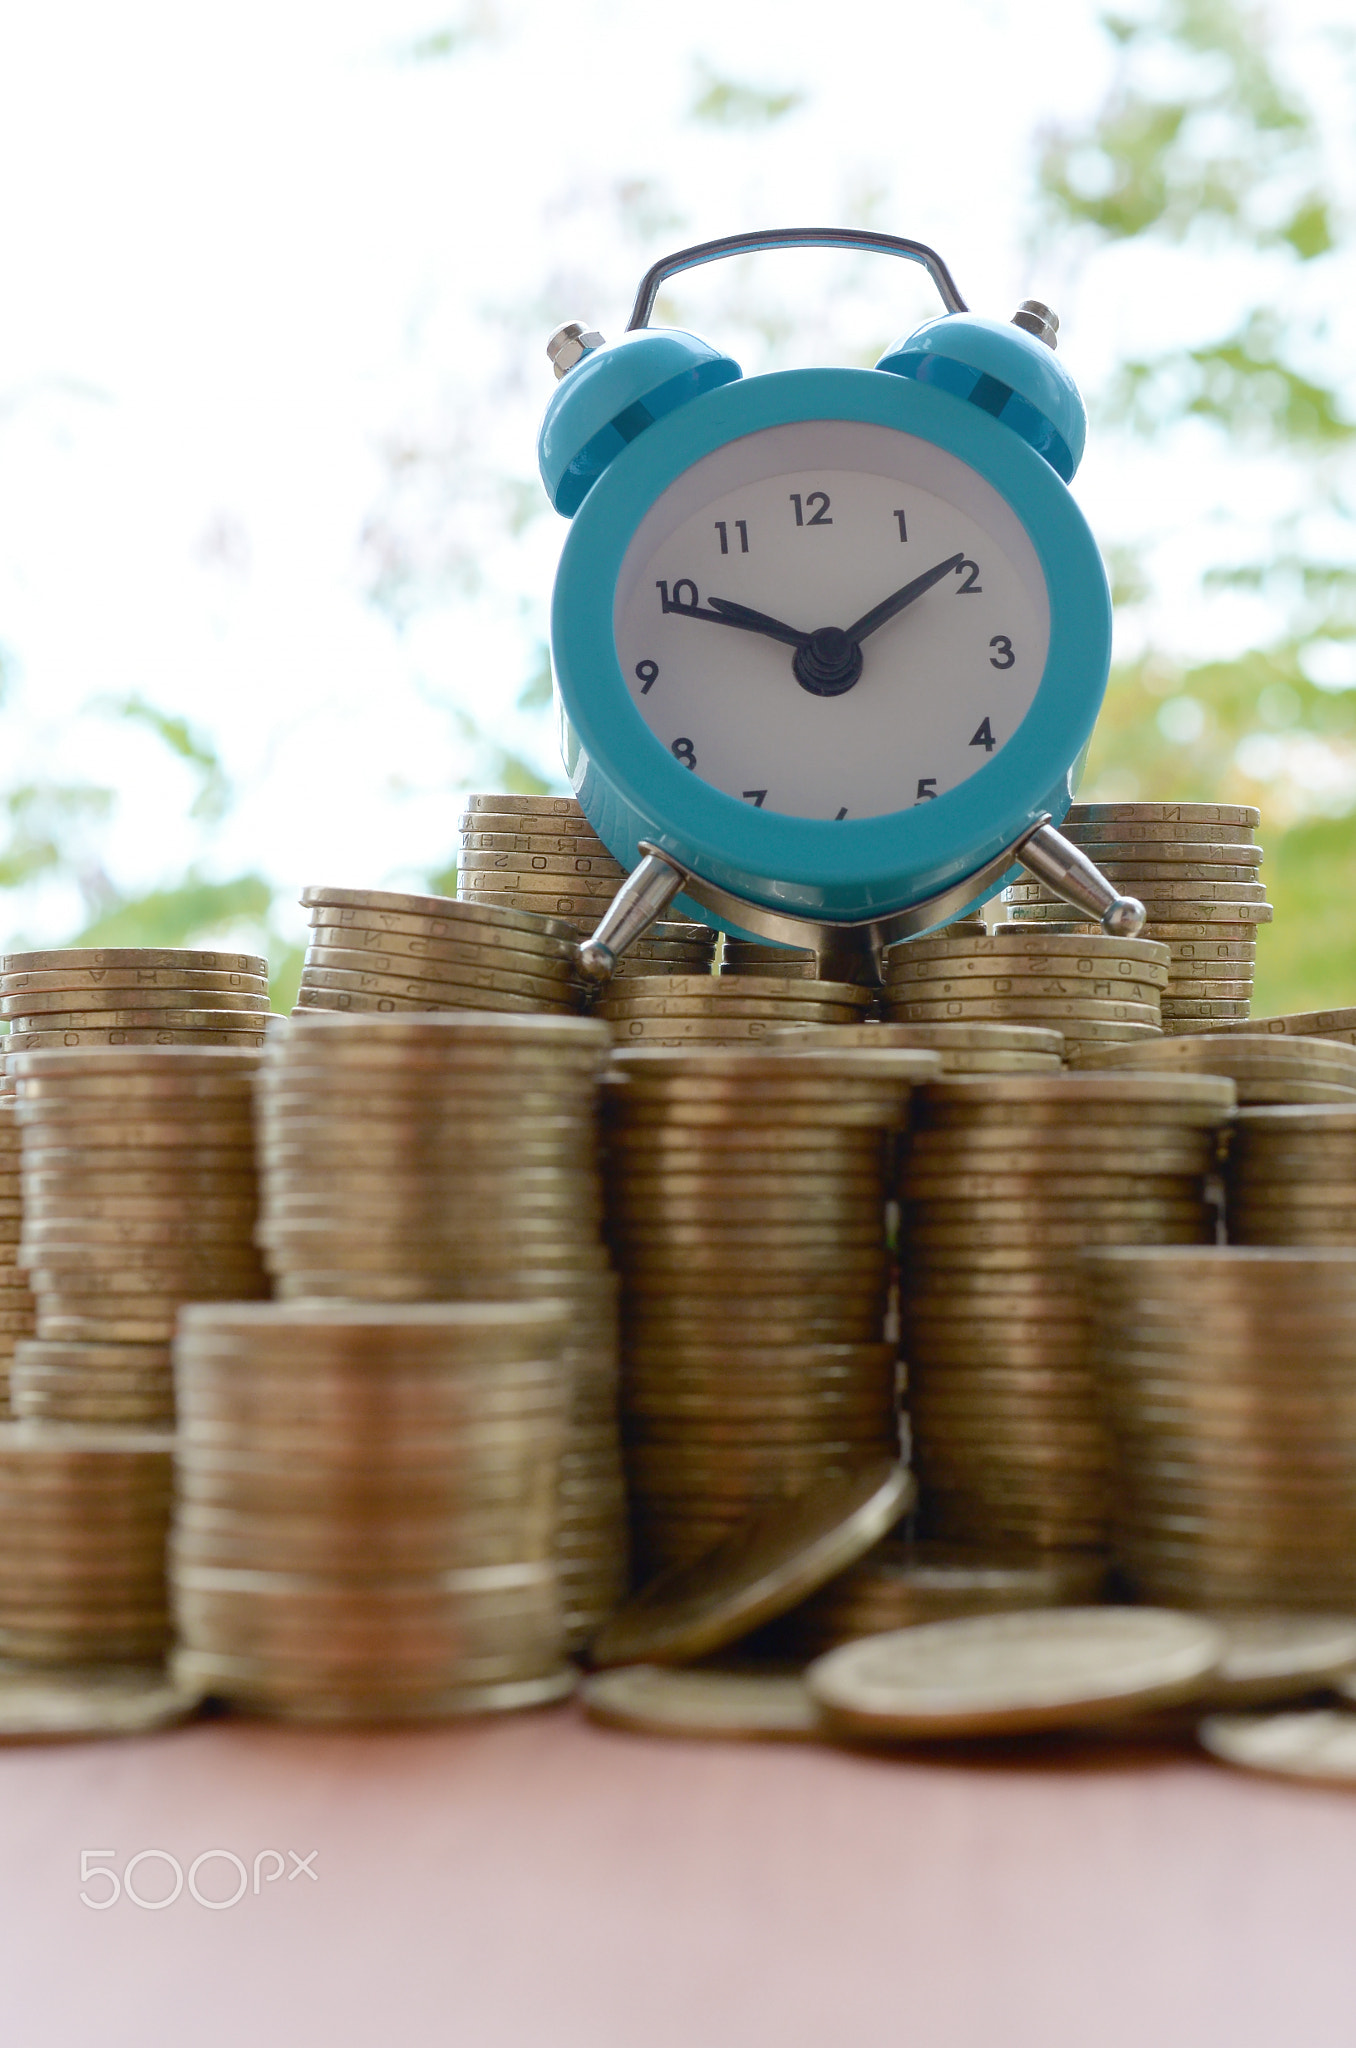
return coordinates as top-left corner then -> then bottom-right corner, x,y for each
550,365 -> 1111,914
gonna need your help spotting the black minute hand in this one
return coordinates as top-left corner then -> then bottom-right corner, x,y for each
847,553 -> 966,644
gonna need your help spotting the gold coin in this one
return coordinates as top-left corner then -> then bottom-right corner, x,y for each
1063,802 -> 1259,826
590,1461 -> 911,1665
1010,902 -> 1274,926
7,1027 -> 273,1054
2,947 -> 266,976
902,1169 -> 1201,1201
580,1665 -> 817,1740
1,969 -> 269,1000
1160,982 -> 1254,1001
891,998 -> 1160,1024
458,828 -> 610,858
304,895 -> 581,951
305,923 -> 579,977
915,1073 -> 1232,1115
890,931 -> 1169,967
807,1607 -> 1223,1736
902,1138 -> 1211,1172
458,792 -> 590,818
1065,835 -> 1261,860
2,989 -> 270,1022
298,970 -> 577,1012
457,848 -> 624,880
1197,1711 -> 1356,1784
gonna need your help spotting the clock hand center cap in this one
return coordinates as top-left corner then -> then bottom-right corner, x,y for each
793,625 -> 864,698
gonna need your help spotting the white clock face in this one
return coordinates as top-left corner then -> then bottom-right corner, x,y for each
613,418 -> 1051,821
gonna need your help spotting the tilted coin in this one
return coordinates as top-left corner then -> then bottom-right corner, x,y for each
580,1665 -> 818,1741
299,961 -> 580,1004
589,1461 -> 912,1666
304,922 -> 580,976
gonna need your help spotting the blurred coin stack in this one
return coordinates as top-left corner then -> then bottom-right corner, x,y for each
770,1021 -> 1063,1077
760,1539 -> 1108,1661
603,1048 -> 939,1578
173,1302 -> 575,1720
0,1424 -> 174,1661
255,1011 -> 625,1644
1224,1107 -> 1356,1247
295,886 -> 586,1017
1077,1031 -> 1356,1105
0,947 -> 275,1096
1087,1247 -> 1356,1608
0,1103 -> 36,1411
883,929 -> 1168,1061
1211,1005 -> 1356,1048
1000,802 -> 1268,1032
595,973 -> 874,1049
10,1048 -> 267,1425
898,1074 -> 1234,1552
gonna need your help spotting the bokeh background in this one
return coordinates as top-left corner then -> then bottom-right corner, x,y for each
0,0 -> 1352,1014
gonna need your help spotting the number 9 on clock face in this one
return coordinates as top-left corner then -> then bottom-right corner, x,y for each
613,419 -> 1049,821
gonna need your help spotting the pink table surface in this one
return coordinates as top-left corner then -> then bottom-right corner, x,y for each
2,1700 -> 1355,2048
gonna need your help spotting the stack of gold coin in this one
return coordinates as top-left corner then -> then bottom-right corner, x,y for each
1223,1106 -> 1356,1246
758,1538 -> 1108,1660
9,1048 -> 266,1421
1209,1006 -> 1356,1048
769,1022 -> 1064,1076
456,790 -> 626,932
719,939 -> 820,978
1086,1247 -> 1356,1607
882,928 -> 1168,1061
595,973 -> 874,1049
0,1103 -> 36,1411
254,1011 -> 624,1645
609,923 -> 719,979
0,948 -> 275,1093
295,885 -> 585,1017
603,1047 -> 939,1578
898,1074 -> 1234,1552
1076,1032 -> 1356,1104
1000,802 -> 1268,1031
0,1423 -> 173,1660
172,1301 -> 576,1720
721,923 -> 989,984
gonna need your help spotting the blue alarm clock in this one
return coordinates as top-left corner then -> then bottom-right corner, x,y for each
537,230 -> 1144,983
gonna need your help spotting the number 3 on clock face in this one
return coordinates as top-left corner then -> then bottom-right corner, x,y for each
613,419 -> 1050,821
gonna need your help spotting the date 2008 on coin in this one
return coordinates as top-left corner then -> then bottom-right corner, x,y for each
79,1846 -> 318,1909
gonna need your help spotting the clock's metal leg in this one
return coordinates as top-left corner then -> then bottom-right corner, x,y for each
1014,822 -> 1146,939
576,849 -> 686,985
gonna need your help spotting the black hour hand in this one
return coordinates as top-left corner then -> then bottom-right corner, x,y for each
702,596 -> 806,650
847,553 -> 966,643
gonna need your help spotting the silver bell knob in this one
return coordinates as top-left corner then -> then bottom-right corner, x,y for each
547,322 -> 606,379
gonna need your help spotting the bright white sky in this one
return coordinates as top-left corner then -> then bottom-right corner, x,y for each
0,0 -> 1351,948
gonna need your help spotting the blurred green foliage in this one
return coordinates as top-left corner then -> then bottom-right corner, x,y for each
1042,0 -> 1356,1015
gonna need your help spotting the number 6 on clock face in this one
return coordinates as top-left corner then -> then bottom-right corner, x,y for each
613,420 -> 1048,821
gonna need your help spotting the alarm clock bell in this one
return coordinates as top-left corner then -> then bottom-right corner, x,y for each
536,229 -> 1143,987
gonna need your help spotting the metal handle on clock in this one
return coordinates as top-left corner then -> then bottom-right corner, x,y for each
626,228 -> 968,331
1013,821 -> 1147,938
